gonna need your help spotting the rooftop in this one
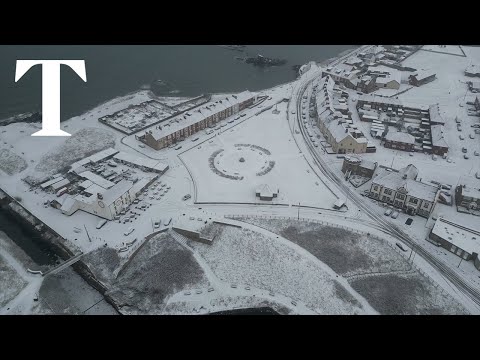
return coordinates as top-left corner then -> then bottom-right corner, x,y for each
384,131 -> 416,144
432,217 -> 480,256
430,125 -> 449,148
142,91 -> 254,141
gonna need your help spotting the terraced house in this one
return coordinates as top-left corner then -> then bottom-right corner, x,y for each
369,164 -> 438,217
137,91 -> 256,150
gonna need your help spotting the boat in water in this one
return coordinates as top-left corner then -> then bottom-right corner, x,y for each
245,54 -> 287,67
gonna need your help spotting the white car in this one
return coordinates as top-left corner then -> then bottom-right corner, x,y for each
390,211 -> 399,219
124,227 -> 135,236
384,208 -> 393,216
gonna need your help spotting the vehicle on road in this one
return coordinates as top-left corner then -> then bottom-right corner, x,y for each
391,211 -> 399,219
138,144 -> 145,148
464,154 -> 469,159
474,151 -> 479,156
459,135 -> 465,140
384,208 -> 393,216
191,137 -> 199,142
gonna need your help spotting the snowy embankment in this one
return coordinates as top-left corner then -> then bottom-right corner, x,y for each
238,217 -> 468,315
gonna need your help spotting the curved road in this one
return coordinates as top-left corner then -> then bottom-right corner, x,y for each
293,60 -> 480,309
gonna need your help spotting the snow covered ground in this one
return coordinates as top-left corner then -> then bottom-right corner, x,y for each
180,99 -> 337,207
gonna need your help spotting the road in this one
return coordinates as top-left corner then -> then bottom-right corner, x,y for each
292,51 -> 480,309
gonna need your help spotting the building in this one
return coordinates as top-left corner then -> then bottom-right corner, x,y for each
69,148 -> 119,174
429,217 -> 480,270
255,184 -> 278,201
428,104 -> 445,125
341,155 -> 377,178
430,125 -> 449,156
455,176 -> 480,211
384,131 -> 416,152
369,164 -> 438,217
316,76 -> 369,154
409,71 -> 436,86
61,177 -> 156,220
374,69 -> 401,90
137,91 -> 256,150
113,151 -> 169,174
468,81 -> 480,93
465,64 -> 480,78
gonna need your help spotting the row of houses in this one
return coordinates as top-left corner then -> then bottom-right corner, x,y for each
315,76 -> 372,154
356,95 -> 449,155
137,91 -> 256,150
369,164 -> 438,218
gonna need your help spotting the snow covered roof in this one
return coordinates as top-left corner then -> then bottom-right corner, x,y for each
429,104 -> 445,125
50,178 -> 70,191
84,183 -> 107,196
465,64 -> 480,76
384,131 -> 415,144
143,91 -> 254,141
375,70 -> 401,85
40,176 -> 65,189
69,148 -> 119,172
113,151 -> 168,173
101,179 -> 134,207
357,94 -> 403,107
459,176 -> 480,200
60,196 -> 77,213
256,184 -> 276,198
432,217 -> 480,256
410,70 -> 436,81
373,166 -> 437,202
78,170 -> 115,189
430,125 -> 448,149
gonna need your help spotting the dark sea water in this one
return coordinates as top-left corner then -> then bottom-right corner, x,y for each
0,45 -> 355,120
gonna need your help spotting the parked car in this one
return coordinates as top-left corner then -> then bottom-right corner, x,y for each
470,134 -> 475,139
462,147 -> 468,153
124,227 -> 135,236
474,151 -> 479,156
175,145 -> 182,150
182,194 -> 191,201
391,211 -> 399,219
459,135 -> 465,140
384,208 -> 393,216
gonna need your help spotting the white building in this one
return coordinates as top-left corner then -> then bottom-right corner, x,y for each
61,177 -> 156,220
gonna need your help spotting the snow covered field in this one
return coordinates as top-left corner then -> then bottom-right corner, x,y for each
189,225 -> 369,314
180,100 -> 338,207
237,217 -> 468,314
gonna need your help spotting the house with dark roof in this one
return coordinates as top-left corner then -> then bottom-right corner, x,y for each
409,70 -> 436,86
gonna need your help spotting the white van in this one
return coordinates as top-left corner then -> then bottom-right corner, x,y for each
96,219 -> 107,229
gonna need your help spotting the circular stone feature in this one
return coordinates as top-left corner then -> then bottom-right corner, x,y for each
208,144 -> 275,180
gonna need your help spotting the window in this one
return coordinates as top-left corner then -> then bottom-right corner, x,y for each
384,188 -> 393,195
373,185 -> 379,191
423,201 -> 430,208
396,194 -> 405,200
409,197 -> 418,204
382,196 -> 388,202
